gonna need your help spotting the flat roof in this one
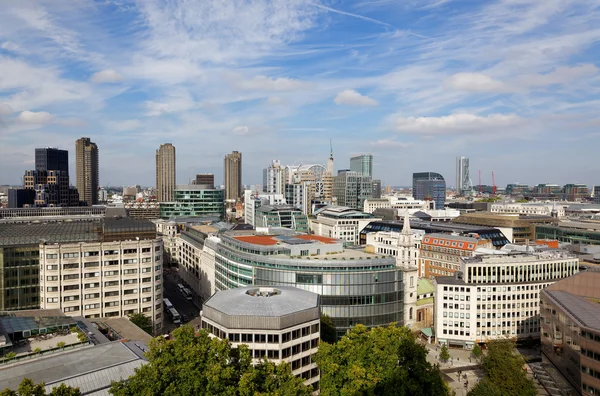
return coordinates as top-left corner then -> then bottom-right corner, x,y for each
0,221 -> 101,247
233,235 -> 279,245
204,286 -> 319,318
293,234 -> 338,244
90,318 -> 152,344
233,234 -> 339,246
546,290 -> 600,331
0,341 -> 147,394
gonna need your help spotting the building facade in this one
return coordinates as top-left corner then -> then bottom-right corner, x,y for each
35,148 -> 69,176
563,183 -> 589,201
254,205 -> 309,233
156,143 -> 176,203
224,151 -> 243,201
263,160 -> 285,195
371,180 -> 382,199
434,251 -> 579,349
195,173 -> 214,187
75,137 -> 99,206
456,157 -> 472,196
412,172 -> 446,210
8,189 -> 36,208
332,170 -> 372,210
594,186 -> 600,205
243,190 -> 286,226
419,233 -> 492,278
201,286 -> 320,389
491,202 -> 566,217
39,237 -> 163,333
159,185 -> 225,220
350,154 -> 373,178
310,206 -> 380,246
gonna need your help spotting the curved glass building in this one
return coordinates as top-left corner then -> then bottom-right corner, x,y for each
195,232 -> 406,338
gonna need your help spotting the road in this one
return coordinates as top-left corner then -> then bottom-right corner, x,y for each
162,269 -> 202,334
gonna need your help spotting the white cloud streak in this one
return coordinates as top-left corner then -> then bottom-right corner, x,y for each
393,113 -> 526,135
334,90 -> 378,106
90,70 -> 124,83
17,110 -> 55,124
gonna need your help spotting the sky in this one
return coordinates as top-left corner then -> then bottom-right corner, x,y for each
1,0 -> 599,189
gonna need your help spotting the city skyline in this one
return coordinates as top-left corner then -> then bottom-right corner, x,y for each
1,1 -> 599,187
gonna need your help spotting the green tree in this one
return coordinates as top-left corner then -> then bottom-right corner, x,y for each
439,344 -> 450,363
1,378 -> 80,396
33,348 -> 41,355
471,344 -> 483,361
468,339 -> 536,396
109,325 -> 311,396
128,313 -> 153,335
56,342 -> 66,349
314,324 -> 450,396
4,352 -> 16,360
320,314 -> 337,344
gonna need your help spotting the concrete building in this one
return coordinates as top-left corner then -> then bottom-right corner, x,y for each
491,202 -> 566,217
243,190 -> 286,226
39,217 -> 163,333
254,205 -> 309,233
419,233 -> 493,278
195,173 -> 214,187
7,189 -> 35,208
153,219 -> 180,266
416,278 -> 435,334
350,154 -> 373,178
412,172 -> 446,210
594,186 -> 600,204
363,196 -> 430,214
505,183 -> 531,195
563,183 -> 589,201
75,137 -> 99,206
156,143 -> 176,203
201,286 -> 320,389
434,250 -> 579,349
123,201 -> 160,220
371,179 -> 382,199
224,151 -> 243,202
332,170 -> 372,211
159,184 -> 225,220
540,270 -> 600,395
35,148 -> 69,176
536,220 -> 600,246
310,206 -> 380,246
456,157 -> 472,196
263,160 -> 285,195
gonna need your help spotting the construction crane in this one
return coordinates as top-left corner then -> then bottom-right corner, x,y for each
492,171 -> 497,195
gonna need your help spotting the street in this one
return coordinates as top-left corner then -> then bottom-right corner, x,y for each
162,269 -> 203,334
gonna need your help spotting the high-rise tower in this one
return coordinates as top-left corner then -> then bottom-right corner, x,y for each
156,143 -> 176,202
35,148 -> 69,176
327,140 -> 334,176
350,154 -> 373,178
75,137 -> 99,206
224,151 -> 242,201
456,156 -> 473,196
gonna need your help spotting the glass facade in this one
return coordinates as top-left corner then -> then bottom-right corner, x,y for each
412,172 -> 446,210
350,154 -> 373,178
0,247 -> 40,310
160,188 -> 225,219
536,225 -> 600,245
210,236 -> 405,338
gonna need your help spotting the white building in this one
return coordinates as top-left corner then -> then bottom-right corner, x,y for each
201,286 -> 320,389
310,206 -> 381,245
434,251 -> 579,349
243,189 -> 286,226
153,219 -> 179,265
491,202 -> 566,217
363,196 -> 430,214
39,237 -> 164,333
263,160 -> 285,195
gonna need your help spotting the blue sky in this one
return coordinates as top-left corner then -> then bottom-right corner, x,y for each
1,0 -> 599,188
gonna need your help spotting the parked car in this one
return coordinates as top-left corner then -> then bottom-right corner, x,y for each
181,314 -> 189,323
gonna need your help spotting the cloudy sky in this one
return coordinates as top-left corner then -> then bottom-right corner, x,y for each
1,0 -> 599,188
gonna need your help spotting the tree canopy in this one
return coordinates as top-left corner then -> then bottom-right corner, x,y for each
109,325 -> 310,396
128,313 -> 153,335
314,324 -> 450,396
1,378 -> 81,396
468,339 -> 536,396
470,343 -> 483,361
320,314 -> 337,344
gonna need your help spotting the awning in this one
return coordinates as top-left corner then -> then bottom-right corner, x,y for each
420,327 -> 433,337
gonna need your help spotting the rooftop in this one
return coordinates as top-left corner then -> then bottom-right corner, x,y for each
90,317 -> 152,344
0,221 -> 101,247
203,286 -> 319,318
232,234 -> 339,246
418,278 -> 435,295
545,290 -> 600,331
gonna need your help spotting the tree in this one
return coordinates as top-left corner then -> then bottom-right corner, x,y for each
4,352 -> 16,360
471,344 -> 483,361
468,339 -> 536,396
109,325 -> 311,396
56,342 -> 66,349
128,313 -> 153,335
439,344 -> 450,363
320,314 -> 337,344
1,378 -> 81,396
314,324 -> 451,396
33,348 -> 41,355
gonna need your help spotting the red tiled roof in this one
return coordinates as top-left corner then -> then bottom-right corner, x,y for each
233,235 -> 278,245
294,235 -> 338,244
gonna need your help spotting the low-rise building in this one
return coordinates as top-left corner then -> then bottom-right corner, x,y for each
453,212 -> 557,243
434,251 -> 579,349
363,196 -> 430,214
310,206 -> 381,246
159,184 -> 225,220
536,220 -> 600,246
540,269 -> 600,395
243,190 -> 286,226
201,286 -> 320,389
491,202 -> 566,217
254,205 -> 309,233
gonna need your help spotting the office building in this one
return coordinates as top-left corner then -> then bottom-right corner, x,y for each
156,143 -> 176,203
593,186 -> 600,204
180,229 -> 409,338
434,250 -> 579,349
536,221 -> 600,246
35,148 -> 69,176
201,286 -> 320,388
372,179 -> 382,199
563,183 -> 588,201
124,201 -> 161,220
7,188 -> 35,208
332,170 -> 372,210
243,190 -> 286,226
224,151 -> 243,201
363,196 -> 431,214
23,170 -> 80,207
0,206 -> 106,222
412,172 -> 446,210
534,183 -> 563,195
350,154 -> 373,178
505,183 -> 531,195
263,160 -> 285,195
39,217 -> 163,333
254,205 -> 309,233
195,173 -> 214,187
456,157 -> 472,196
491,202 -> 566,217
310,206 -> 380,246
540,270 -> 600,395
75,138 -> 99,206
159,184 -> 225,220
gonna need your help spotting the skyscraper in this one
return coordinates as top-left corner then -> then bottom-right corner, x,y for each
156,143 -> 176,202
412,172 -> 446,210
75,137 -> 99,206
35,148 -> 69,175
224,151 -> 242,201
332,170 -> 372,210
456,156 -> 472,196
350,154 -> 373,178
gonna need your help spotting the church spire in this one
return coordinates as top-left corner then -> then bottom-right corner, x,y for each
402,211 -> 411,235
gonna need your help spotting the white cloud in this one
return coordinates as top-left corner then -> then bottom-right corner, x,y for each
90,69 -> 124,83
232,125 -> 250,135
0,103 -> 13,115
237,76 -> 307,91
445,73 -> 513,93
394,113 -> 525,135
110,119 -> 143,131
267,97 -> 285,105
518,64 -> 598,87
334,90 -> 379,106
144,91 -> 195,116
370,139 -> 412,149
17,110 -> 55,124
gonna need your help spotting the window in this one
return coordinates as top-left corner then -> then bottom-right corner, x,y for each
63,285 -> 79,291
84,251 -> 99,257
63,274 -> 79,280
84,293 -> 100,299
123,279 -> 138,285
123,269 -> 137,275
64,306 -> 80,312
84,262 -> 99,268
85,282 -> 100,289
63,252 -> 79,259
123,249 -> 137,254
104,270 -> 119,276
84,272 -> 99,278
46,254 -> 58,259
46,276 -> 58,281
46,297 -> 58,303
123,299 -> 138,305
63,263 -> 79,270
84,303 -> 100,310
46,265 -> 58,270
142,247 -> 151,253
105,301 -> 119,307
104,281 -> 119,287
123,259 -> 137,264
64,295 -> 79,302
